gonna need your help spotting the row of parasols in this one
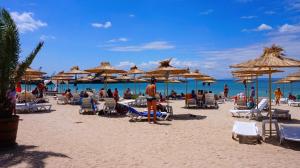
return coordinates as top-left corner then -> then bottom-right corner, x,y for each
21,59 -> 216,96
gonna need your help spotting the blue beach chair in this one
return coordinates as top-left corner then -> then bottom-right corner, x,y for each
127,106 -> 170,121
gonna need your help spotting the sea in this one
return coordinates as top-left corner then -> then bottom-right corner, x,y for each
22,79 -> 300,98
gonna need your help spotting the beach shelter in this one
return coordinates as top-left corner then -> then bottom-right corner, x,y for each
65,66 -> 90,91
52,72 -> 74,92
284,76 -> 300,94
230,44 -> 300,137
147,59 -> 188,105
274,79 -> 292,97
85,62 -> 126,90
127,65 -> 144,94
194,75 -> 215,92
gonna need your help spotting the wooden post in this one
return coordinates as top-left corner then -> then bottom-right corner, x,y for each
256,75 -> 259,109
269,69 -> 272,137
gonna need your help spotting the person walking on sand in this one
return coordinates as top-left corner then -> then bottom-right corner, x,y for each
146,77 -> 157,123
274,87 -> 282,105
224,84 -> 229,98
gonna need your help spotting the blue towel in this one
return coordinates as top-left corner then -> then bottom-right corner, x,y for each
127,106 -> 164,117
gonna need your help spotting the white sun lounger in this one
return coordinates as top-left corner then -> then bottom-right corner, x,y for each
232,121 -> 260,143
279,125 -> 300,144
230,98 -> 268,118
288,100 -> 300,107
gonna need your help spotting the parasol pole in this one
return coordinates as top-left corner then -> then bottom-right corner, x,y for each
256,75 -> 258,109
134,74 -> 136,95
166,72 -> 170,106
185,77 -> 188,107
268,68 -> 272,137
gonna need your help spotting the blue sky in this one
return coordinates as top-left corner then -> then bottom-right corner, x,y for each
2,0 -> 300,78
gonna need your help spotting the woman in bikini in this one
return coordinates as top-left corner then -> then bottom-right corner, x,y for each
146,77 -> 157,123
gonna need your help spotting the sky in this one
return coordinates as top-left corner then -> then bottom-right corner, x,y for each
2,0 -> 300,79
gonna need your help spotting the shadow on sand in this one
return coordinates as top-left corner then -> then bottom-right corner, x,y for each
172,114 -> 207,121
0,145 -> 70,168
264,138 -> 300,151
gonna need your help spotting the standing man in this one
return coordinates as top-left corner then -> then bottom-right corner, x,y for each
146,77 -> 157,124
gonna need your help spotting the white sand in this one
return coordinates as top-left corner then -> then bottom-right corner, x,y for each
1,98 -> 300,168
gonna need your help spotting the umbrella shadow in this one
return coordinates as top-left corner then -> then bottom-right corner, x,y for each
264,138 -> 300,151
17,109 -> 56,114
129,119 -> 172,126
172,114 -> 207,120
0,144 -> 70,168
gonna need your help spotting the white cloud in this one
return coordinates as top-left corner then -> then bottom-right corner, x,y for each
129,14 -> 135,18
199,9 -> 214,15
107,41 -> 175,52
264,11 -> 276,15
240,16 -> 257,19
108,37 -> 128,43
10,11 -> 47,33
243,23 -> 273,32
40,35 -> 56,41
91,21 -> 112,29
279,24 -> 300,33
116,61 -> 135,69
257,24 -> 273,31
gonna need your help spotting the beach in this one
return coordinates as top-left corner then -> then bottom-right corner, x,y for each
2,98 -> 300,168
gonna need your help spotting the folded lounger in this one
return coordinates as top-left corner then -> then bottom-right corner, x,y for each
232,121 -> 260,143
230,98 -> 268,117
279,125 -> 300,144
127,106 -> 170,121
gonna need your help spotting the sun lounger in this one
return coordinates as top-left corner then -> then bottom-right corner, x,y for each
57,95 -> 69,104
204,93 -> 218,109
279,125 -> 300,144
103,98 -> 117,115
70,93 -> 81,105
288,100 -> 300,107
271,109 -> 291,120
126,106 -> 170,121
232,121 -> 260,143
16,102 -> 52,113
79,98 -> 97,114
230,98 -> 268,118
134,96 -> 147,107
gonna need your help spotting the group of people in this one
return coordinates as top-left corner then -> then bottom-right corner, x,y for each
99,88 -> 120,102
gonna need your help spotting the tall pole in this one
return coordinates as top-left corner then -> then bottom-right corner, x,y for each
134,74 -> 136,95
256,75 -> 259,109
185,77 -> 188,106
269,69 -> 272,137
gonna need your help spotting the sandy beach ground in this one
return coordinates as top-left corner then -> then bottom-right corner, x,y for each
1,98 -> 300,168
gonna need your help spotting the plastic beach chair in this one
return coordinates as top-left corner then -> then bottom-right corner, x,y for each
230,98 -> 268,118
232,121 -> 260,143
279,125 -> 300,144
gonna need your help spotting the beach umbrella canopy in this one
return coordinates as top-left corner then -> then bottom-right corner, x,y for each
232,67 -> 283,75
287,71 -> 300,77
194,76 -> 215,81
24,67 -> 46,76
134,78 -> 147,83
106,78 -> 118,83
202,79 -> 216,83
181,69 -> 204,78
230,44 -> 300,138
85,62 -> 126,74
146,59 -> 188,105
53,71 -> 74,78
146,59 -> 188,75
284,76 -> 300,82
65,66 -> 90,75
115,74 -> 132,81
77,76 -> 92,82
127,65 -> 144,74
274,79 -> 291,84
127,65 -> 144,94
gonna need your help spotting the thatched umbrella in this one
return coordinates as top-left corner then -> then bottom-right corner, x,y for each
231,45 -> 300,137
147,59 -> 188,105
127,65 -> 144,94
85,62 -> 126,89
274,79 -> 292,96
65,66 -> 90,91
52,71 -> 74,92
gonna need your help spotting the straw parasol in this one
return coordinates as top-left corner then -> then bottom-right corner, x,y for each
147,59 -> 188,105
287,71 -> 300,77
65,66 -> 90,91
116,74 -> 132,93
85,62 -> 126,89
230,44 -> 300,138
127,65 -> 144,94
181,69 -> 205,105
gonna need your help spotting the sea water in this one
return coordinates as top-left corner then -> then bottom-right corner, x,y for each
22,79 -> 300,98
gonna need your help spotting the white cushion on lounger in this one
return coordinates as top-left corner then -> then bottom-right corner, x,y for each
232,121 -> 258,137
